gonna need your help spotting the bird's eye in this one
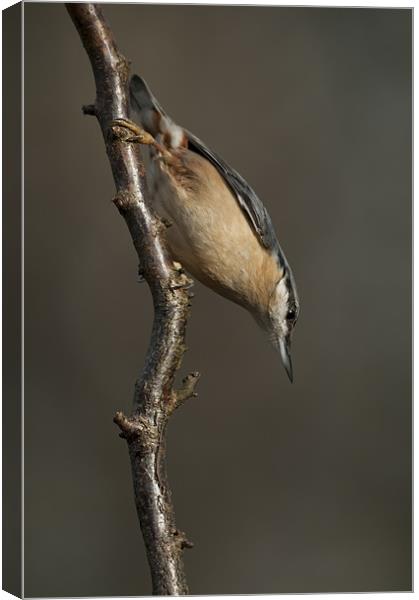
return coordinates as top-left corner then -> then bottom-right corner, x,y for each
287,308 -> 296,321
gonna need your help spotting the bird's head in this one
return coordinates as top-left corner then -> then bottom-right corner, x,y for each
266,269 -> 300,382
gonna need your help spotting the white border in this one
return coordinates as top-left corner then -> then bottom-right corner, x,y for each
0,2 -> 413,600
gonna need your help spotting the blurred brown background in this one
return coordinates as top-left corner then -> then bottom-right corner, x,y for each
23,3 -> 412,596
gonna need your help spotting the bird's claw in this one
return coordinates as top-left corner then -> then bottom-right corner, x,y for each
110,118 -> 155,145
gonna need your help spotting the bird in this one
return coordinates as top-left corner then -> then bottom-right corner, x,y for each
111,74 -> 300,382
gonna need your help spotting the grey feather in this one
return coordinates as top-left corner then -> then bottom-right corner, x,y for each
186,131 -> 281,254
130,74 -> 166,115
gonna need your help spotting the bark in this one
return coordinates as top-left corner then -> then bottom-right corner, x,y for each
66,4 -> 198,594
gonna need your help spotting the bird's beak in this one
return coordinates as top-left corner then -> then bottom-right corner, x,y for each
279,338 -> 293,383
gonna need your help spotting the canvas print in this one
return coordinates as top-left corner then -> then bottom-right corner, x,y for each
3,2 -> 412,597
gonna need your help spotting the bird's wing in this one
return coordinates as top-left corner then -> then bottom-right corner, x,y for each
130,74 -> 281,255
186,131 -> 280,252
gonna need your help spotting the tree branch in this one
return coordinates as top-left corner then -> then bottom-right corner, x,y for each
66,4 -> 198,594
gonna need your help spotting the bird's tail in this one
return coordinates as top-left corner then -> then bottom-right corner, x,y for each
129,74 -> 186,149
130,74 -> 163,113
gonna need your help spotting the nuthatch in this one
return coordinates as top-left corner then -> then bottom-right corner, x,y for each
112,75 -> 300,382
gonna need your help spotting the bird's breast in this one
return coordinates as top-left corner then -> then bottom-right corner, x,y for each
147,148 -> 283,316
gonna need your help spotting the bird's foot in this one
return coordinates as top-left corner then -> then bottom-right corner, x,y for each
110,118 -> 155,145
